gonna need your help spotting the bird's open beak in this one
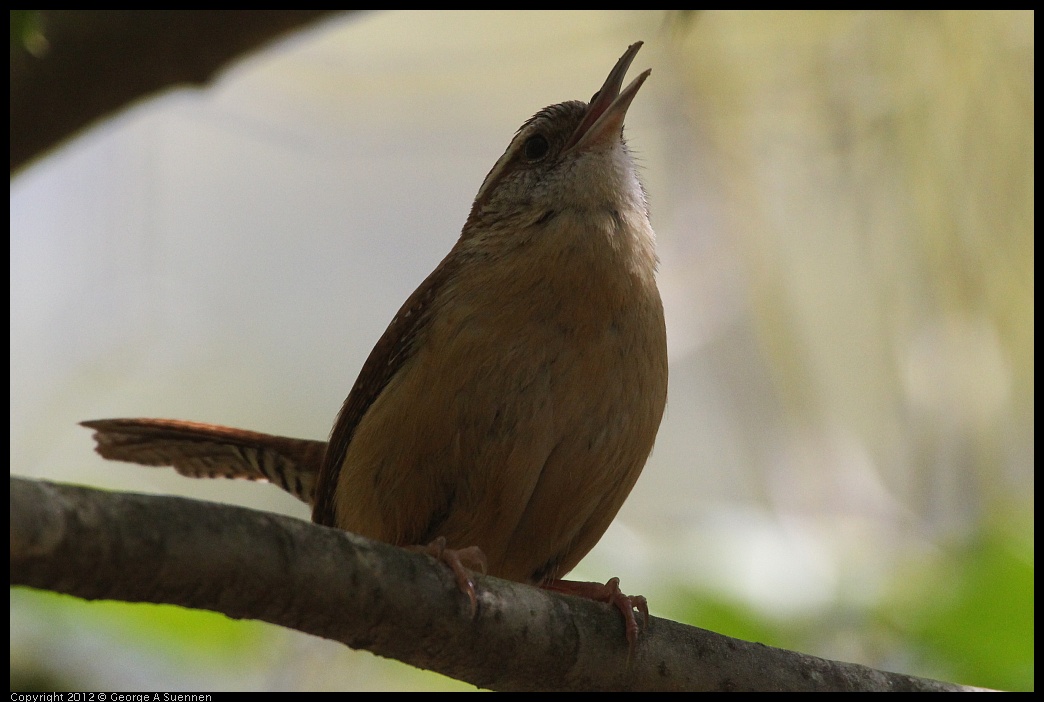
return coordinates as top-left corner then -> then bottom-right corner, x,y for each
563,41 -> 651,154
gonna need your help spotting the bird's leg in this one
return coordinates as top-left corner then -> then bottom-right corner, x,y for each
408,537 -> 488,617
542,576 -> 648,649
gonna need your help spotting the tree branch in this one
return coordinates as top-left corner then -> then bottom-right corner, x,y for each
10,10 -> 350,174
10,476 -> 983,691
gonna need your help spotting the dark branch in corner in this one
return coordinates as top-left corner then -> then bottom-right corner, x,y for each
9,476 -> 982,692
10,10 -> 351,174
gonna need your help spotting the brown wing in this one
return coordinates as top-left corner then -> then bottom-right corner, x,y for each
312,253 -> 461,527
81,418 -> 325,505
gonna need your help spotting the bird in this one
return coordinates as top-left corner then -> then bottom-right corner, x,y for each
83,41 -> 667,646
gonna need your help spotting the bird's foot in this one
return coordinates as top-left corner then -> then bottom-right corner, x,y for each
542,576 -> 648,650
409,536 -> 488,617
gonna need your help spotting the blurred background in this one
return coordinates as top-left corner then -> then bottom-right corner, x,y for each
10,10 -> 1033,691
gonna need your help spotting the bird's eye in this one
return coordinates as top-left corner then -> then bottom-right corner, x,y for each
522,134 -> 550,162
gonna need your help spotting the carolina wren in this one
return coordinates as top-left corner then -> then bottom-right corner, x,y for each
84,42 -> 667,643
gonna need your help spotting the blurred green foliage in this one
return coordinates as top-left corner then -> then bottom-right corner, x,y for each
671,504 -> 1033,691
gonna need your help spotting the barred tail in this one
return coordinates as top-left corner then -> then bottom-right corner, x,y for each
81,418 -> 326,505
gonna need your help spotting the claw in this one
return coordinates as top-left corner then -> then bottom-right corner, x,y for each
542,576 -> 648,651
409,537 -> 488,617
